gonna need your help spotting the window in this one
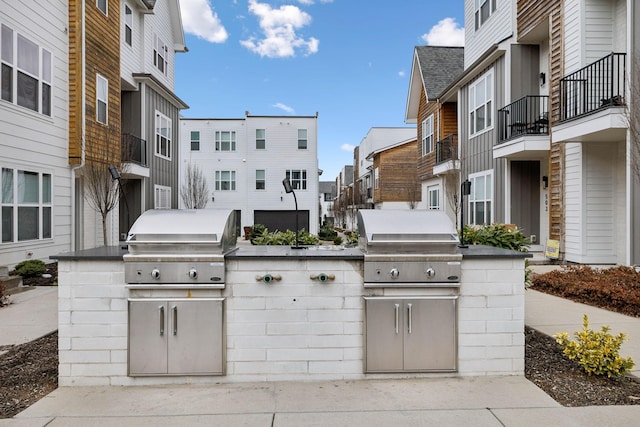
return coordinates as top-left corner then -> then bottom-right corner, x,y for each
374,168 -> 379,189
154,185 -> 171,209
428,185 -> 440,210
215,131 -> 236,151
124,5 -> 133,46
97,0 -> 107,15
468,171 -> 493,226
422,115 -> 434,156
215,171 -> 236,191
255,170 -> 265,190
475,0 -> 496,30
96,74 -> 108,124
1,25 -> 52,116
298,129 -> 308,149
285,170 -> 307,190
153,34 -> 168,75
469,70 -> 493,136
1,168 -> 52,242
256,129 -> 265,149
155,112 -> 172,159
190,131 -> 200,151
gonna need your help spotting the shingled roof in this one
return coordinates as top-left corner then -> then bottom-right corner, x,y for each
415,46 -> 464,101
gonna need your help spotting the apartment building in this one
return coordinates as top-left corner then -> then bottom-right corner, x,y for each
179,114 -> 320,235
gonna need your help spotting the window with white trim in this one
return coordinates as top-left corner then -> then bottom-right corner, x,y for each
155,112 -> 172,159
427,185 -> 440,210
422,115 -> 434,156
97,0 -> 107,15
256,129 -> 265,149
475,0 -> 496,30
190,131 -> 200,151
1,168 -> 52,242
374,168 -> 379,189
286,170 -> 307,190
215,131 -> 236,151
215,171 -> 236,191
469,70 -> 493,136
154,185 -> 171,209
1,25 -> 52,116
468,170 -> 493,226
298,129 -> 308,149
153,34 -> 168,75
96,74 -> 108,124
255,170 -> 265,190
124,5 -> 132,46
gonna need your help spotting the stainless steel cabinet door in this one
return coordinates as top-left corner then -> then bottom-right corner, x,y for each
129,299 -> 169,375
364,298 -> 404,372
167,298 -> 224,375
403,297 -> 457,372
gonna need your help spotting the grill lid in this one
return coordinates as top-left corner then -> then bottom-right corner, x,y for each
357,210 -> 459,254
126,209 -> 237,256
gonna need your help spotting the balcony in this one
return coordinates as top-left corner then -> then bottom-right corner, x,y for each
497,96 -> 549,144
433,134 -> 459,175
560,53 -> 626,122
121,133 -> 147,167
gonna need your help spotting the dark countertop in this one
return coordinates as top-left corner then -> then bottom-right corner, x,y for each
52,243 -> 531,261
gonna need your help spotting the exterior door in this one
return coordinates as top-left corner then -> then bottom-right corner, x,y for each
365,298 -> 404,372
511,161 -> 540,241
128,299 -> 168,375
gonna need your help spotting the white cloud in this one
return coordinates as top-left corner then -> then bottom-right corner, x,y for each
180,0 -> 228,43
296,0 -> 334,4
341,143 -> 355,152
421,18 -> 464,47
398,70 -> 406,78
240,0 -> 319,58
273,102 -> 295,114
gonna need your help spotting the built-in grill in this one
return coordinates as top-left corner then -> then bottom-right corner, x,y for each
358,210 -> 461,373
124,209 -> 237,287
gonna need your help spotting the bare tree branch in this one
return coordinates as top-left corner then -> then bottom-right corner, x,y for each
180,162 -> 209,209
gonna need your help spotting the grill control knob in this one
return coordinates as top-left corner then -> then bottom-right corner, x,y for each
151,269 -> 160,280
425,268 -> 436,278
389,268 -> 400,279
188,269 -> 198,279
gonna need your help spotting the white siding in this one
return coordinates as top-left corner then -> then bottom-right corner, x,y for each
563,0 -> 583,73
0,0 -> 71,267
585,0 -> 615,64
141,0 -> 176,90
464,0 -> 514,68
563,144 -> 583,258
613,0 -> 627,52
120,1 -> 144,88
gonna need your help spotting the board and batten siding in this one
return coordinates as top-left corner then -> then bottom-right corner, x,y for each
142,0 -> 177,91
0,0 -> 72,266
120,1 -> 144,89
464,0 -> 514,69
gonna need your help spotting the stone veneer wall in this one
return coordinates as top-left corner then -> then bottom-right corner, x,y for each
57,256 -> 525,386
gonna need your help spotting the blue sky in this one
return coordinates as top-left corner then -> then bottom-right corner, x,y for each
175,0 -> 465,181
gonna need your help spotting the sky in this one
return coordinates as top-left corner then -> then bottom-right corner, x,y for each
175,0 -> 465,181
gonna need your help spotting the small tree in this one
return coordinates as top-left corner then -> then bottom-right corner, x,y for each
83,161 -> 121,246
180,162 -> 209,209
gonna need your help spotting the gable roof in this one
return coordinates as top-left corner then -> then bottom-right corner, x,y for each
405,46 -> 464,123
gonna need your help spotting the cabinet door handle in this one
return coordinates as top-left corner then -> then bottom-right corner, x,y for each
407,303 -> 413,334
159,305 -> 165,336
172,305 -> 178,336
394,303 -> 400,334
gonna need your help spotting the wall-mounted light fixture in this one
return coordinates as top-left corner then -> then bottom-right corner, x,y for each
542,176 -> 549,189
539,72 -> 546,86
211,195 -> 215,202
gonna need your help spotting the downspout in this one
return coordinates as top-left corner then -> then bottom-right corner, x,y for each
70,0 -> 86,251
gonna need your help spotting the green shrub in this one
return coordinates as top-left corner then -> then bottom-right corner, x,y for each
250,224 -> 267,244
318,225 -> 338,240
332,236 -> 343,245
462,223 -> 530,252
345,230 -> 359,247
554,314 -> 634,378
251,229 -> 319,246
12,259 -> 46,278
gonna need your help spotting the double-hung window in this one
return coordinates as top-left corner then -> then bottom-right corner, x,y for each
422,115 -> 434,156
255,170 -> 265,190
96,74 -> 108,124
154,185 -> 171,209
469,70 -> 493,136
216,171 -> 236,191
256,129 -> 265,149
468,170 -> 493,226
215,131 -> 236,151
298,129 -> 308,149
427,185 -> 440,210
1,168 -> 52,242
124,5 -> 133,46
97,0 -> 107,15
286,170 -> 307,190
475,0 -> 496,30
153,34 -> 168,75
155,111 -> 172,159
190,131 -> 200,151
1,25 -> 52,116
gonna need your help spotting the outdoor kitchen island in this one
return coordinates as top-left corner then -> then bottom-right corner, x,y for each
54,211 -> 530,387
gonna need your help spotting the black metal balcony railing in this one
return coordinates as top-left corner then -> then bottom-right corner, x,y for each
497,95 -> 549,144
435,134 -> 458,165
560,52 -> 626,121
121,133 -> 147,167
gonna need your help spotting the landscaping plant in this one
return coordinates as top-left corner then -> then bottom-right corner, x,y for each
554,314 -> 634,378
462,223 -> 530,252
11,259 -> 46,278
251,229 -> 319,246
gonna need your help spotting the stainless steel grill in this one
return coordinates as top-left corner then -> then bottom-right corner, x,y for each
124,209 -> 237,286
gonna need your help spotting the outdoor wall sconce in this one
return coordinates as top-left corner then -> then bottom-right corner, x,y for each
211,195 -> 215,202
539,72 -> 546,86
459,179 -> 472,248
542,176 -> 549,189
108,165 -> 130,246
